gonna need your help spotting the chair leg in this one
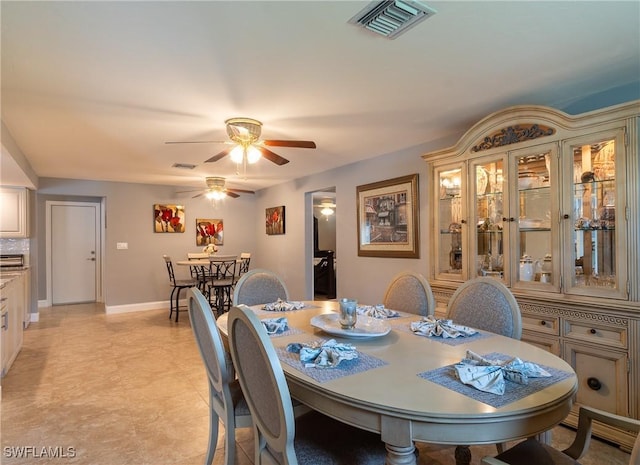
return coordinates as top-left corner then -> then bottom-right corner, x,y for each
169,287 -> 177,320
205,389 -> 219,465
175,287 -> 183,322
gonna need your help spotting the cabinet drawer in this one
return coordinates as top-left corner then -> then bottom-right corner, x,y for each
521,330 -> 560,356
564,341 -> 628,417
564,320 -> 627,349
522,313 -> 559,336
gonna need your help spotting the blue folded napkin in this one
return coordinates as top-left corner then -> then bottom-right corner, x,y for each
263,299 -> 306,312
286,339 -> 358,368
261,317 -> 289,335
411,315 -> 477,338
454,350 -> 552,395
357,304 -> 399,319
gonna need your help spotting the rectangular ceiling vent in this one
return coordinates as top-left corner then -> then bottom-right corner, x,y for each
172,163 -> 197,170
349,1 -> 436,39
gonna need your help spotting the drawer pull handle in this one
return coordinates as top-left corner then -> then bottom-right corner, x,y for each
589,328 -> 597,334
587,377 -> 602,391
1,313 -> 7,330
540,321 -> 546,326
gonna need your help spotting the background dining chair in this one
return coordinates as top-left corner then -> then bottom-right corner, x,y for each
206,258 -> 238,316
446,277 -> 522,339
187,288 -> 252,465
226,305 -> 388,465
163,255 -> 197,322
383,271 -> 436,316
232,268 -> 289,306
237,252 -> 251,276
188,252 -> 213,293
482,406 -> 640,465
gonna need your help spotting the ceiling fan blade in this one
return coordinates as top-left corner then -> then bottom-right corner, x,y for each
192,193 -> 205,199
176,189 -> 204,194
227,188 -> 255,194
263,140 -> 316,149
205,146 -> 235,163
226,191 -> 240,198
257,146 -> 290,165
165,140 -> 226,144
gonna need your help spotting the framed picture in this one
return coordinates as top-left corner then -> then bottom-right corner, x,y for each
154,204 -> 185,233
196,218 -> 223,246
356,174 -> 419,258
265,206 -> 285,235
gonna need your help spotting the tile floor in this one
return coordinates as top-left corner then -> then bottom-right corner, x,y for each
1,303 -> 631,465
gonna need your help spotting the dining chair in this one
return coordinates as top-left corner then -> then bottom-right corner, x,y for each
447,276 -> 522,339
206,258 -> 238,316
188,252 -> 213,293
482,406 -> 640,465
237,252 -> 251,276
163,255 -> 197,322
383,270 -> 435,316
226,305 -> 388,465
187,288 -> 252,465
232,268 -> 289,306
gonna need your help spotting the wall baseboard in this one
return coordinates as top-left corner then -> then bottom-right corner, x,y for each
105,300 -> 169,315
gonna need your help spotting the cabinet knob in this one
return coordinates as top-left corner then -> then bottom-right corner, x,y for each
460,220 -> 467,224
590,328 -> 597,334
563,214 -> 570,219
587,377 -> 602,391
540,321 -> 546,326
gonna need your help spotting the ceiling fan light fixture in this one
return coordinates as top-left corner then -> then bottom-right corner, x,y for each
205,189 -> 226,201
246,146 -> 262,164
229,145 -> 244,164
321,207 -> 335,216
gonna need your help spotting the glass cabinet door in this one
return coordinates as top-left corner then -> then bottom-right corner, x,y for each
563,130 -> 627,299
434,164 -> 465,281
470,157 -> 506,281
509,143 -> 559,289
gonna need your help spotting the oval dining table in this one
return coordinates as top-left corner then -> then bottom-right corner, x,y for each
217,301 -> 578,465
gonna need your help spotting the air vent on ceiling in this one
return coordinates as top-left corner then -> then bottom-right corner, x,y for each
349,1 -> 436,39
172,163 -> 197,170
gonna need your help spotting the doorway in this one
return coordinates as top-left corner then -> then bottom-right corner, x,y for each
310,190 -> 336,300
46,201 -> 103,305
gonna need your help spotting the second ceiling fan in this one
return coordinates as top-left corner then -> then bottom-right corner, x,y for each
167,117 -> 316,167
177,177 -> 254,199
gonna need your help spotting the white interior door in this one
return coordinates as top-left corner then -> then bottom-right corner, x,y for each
49,202 -> 101,305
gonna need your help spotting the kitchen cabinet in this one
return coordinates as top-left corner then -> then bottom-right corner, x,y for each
423,101 -> 640,449
0,273 -> 25,378
0,187 -> 29,238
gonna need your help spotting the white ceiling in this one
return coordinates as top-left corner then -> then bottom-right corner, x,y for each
1,1 -> 639,192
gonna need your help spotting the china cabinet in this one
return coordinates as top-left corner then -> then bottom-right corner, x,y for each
424,101 -> 640,450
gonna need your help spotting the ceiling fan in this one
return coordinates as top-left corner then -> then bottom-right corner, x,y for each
166,117 -> 316,167
177,176 -> 255,200
315,200 -> 336,218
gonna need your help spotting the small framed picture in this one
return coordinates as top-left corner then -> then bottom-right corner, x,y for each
265,206 -> 285,235
154,204 -> 185,233
196,218 -> 223,246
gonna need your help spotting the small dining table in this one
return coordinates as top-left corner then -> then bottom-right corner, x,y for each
175,255 -> 238,267
217,301 -> 577,465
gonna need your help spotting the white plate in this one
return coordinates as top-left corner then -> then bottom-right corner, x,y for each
310,313 -> 391,339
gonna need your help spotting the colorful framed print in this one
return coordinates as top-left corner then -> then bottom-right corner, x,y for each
154,204 -> 185,233
196,218 -> 223,246
266,206 -> 285,235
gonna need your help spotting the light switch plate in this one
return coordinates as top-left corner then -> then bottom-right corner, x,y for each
116,242 -> 128,250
